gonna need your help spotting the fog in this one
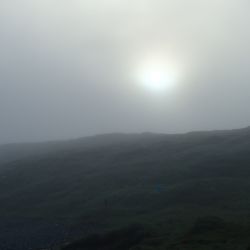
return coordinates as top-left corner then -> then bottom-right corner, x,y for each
1,0 -> 250,143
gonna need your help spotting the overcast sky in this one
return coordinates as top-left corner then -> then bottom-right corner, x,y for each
1,0 -> 250,143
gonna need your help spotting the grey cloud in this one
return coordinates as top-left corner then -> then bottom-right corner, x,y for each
1,0 -> 250,143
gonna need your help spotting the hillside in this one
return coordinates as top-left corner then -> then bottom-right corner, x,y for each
1,128 -> 250,249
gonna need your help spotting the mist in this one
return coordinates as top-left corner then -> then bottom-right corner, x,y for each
1,0 -> 250,143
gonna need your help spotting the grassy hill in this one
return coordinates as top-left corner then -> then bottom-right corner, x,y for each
1,128 -> 250,249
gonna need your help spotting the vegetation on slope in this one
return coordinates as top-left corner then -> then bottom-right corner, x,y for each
1,128 -> 250,249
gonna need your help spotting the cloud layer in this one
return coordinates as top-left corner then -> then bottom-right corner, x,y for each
1,0 -> 250,143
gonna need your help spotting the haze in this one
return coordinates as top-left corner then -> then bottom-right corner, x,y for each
1,0 -> 250,143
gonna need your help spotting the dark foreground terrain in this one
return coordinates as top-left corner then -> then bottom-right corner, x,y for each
2,127 -> 250,249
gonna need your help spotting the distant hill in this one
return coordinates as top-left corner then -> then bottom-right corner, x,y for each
1,127 -> 250,249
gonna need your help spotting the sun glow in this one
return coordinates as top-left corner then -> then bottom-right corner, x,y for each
136,56 -> 180,93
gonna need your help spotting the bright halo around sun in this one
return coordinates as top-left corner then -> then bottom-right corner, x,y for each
136,57 -> 180,93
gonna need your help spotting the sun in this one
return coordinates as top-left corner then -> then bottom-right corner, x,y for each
140,65 -> 176,92
135,56 -> 180,93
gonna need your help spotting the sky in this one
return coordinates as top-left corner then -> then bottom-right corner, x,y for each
1,0 -> 250,143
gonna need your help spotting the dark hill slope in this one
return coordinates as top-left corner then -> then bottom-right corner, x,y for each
1,128 -> 250,249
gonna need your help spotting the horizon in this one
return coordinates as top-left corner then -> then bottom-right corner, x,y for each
2,124 -> 250,146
